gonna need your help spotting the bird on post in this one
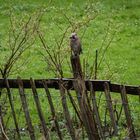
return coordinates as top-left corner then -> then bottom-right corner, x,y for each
70,33 -> 82,56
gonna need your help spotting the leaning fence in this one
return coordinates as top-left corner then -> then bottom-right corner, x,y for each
0,55 -> 139,140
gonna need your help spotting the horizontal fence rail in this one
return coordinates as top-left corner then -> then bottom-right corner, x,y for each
0,78 -> 139,95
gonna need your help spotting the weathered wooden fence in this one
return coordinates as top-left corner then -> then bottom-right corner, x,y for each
0,55 -> 139,140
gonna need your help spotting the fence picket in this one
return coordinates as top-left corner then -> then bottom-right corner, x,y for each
120,85 -> 136,140
42,80 -> 63,140
59,80 -> 77,140
89,81 -> 105,140
104,82 -> 118,135
5,79 -> 21,140
30,78 -> 49,140
17,77 -> 35,140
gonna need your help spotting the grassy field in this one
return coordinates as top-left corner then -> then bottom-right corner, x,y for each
0,0 -> 139,84
0,0 -> 140,139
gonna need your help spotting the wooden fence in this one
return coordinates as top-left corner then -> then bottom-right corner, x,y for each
0,55 -> 139,140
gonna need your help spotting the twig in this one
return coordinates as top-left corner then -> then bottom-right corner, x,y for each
97,30 -> 116,69
94,49 -> 98,79
0,120 -> 9,140
0,106 -> 9,140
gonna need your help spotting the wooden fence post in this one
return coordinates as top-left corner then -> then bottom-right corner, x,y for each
5,79 -> 21,140
120,85 -> 136,140
17,77 -> 35,140
71,55 -> 100,140
59,80 -> 77,140
30,78 -> 49,140
89,81 -> 105,139
104,82 -> 118,135
42,80 -> 63,140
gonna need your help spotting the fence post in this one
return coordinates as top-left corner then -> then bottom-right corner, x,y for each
59,80 -> 77,140
30,78 -> 50,140
104,82 -> 118,135
71,55 -> 100,140
120,85 -> 136,140
5,79 -> 21,140
42,80 -> 63,140
89,81 -> 105,139
17,77 -> 36,140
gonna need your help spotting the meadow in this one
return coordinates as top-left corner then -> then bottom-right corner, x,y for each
0,0 -> 139,84
0,0 -> 139,139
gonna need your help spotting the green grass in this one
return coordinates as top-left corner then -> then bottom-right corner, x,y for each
0,0 -> 140,139
0,0 -> 139,84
